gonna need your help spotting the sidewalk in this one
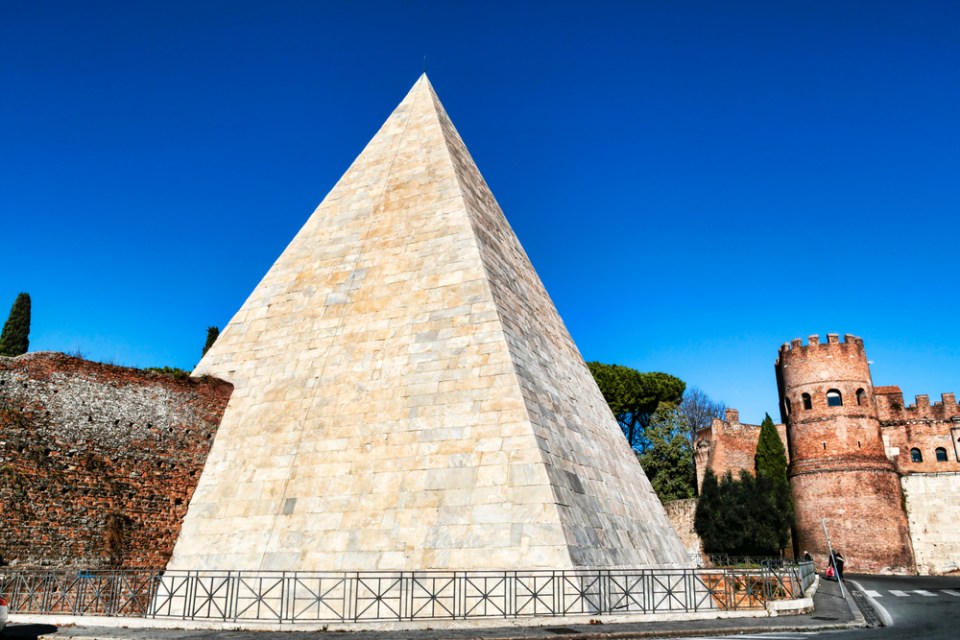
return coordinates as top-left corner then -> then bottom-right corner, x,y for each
4,577 -> 869,640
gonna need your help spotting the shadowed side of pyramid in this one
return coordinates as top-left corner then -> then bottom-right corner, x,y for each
166,75 -> 687,572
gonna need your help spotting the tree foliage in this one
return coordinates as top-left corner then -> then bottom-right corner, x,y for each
680,386 -> 725,496
680,387 -> 726,438
202,326 -> 220,357
754,413 -> 794,551
638,403 -> 697,501
694,469 -> 789,556
694,415 -> 795,555
0,293 -> 31,357
587,362 -> 685,452
755,413 -> 789,483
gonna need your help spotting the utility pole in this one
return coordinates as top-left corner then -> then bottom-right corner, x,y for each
821,518 -> 845,598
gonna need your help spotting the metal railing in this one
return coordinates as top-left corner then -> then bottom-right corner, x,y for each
0,564 -> 813,623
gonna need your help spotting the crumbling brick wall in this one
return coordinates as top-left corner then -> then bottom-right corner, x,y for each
693,409 -> 788,492
0,352 -> 231,569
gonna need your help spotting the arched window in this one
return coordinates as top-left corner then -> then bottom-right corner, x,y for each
802,393 -> 812,410
936,447 -> 948,462
785,398 -> 792,415
856,388 -> 867,406
827,389 -> 843,407
910,448 -> 923,463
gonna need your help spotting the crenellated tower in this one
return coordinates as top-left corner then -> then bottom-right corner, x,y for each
775,333 -> 914,573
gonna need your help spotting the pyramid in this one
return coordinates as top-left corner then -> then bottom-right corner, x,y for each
167,75 -> 687,572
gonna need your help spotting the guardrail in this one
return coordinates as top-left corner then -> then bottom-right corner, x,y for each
0,564 -> 814,623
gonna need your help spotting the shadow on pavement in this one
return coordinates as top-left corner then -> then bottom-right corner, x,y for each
3,624 -> 60,640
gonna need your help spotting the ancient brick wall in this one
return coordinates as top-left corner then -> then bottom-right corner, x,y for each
0,352 -> 230,569
875,387 -> 960,473
776,334 -> 914,574
694,409 -> 788,492
902,472 -> 960,575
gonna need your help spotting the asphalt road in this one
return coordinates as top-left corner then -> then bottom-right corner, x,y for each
825,574 -> 960,640
659,574 -> 959,640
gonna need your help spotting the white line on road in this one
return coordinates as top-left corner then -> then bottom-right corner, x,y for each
850,579 -> 894,627
700,633 -> 809,640
914,590 -> 937,596
890,590 -> 910,597
865,589 -> 882,597
943,589 -> 960,597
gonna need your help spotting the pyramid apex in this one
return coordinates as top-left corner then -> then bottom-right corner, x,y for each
173,75 -> 688,574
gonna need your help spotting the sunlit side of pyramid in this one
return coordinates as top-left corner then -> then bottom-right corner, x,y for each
167,75 -> 687,572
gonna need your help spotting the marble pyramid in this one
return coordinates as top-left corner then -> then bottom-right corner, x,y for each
167,75 -> 688,572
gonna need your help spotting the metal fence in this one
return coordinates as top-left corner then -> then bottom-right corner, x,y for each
0,564 -> 814,623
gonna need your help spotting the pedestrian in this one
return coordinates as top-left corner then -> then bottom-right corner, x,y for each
830,550 -> 845,580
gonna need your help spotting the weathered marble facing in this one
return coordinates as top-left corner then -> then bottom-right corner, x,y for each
167,75 -> 688,572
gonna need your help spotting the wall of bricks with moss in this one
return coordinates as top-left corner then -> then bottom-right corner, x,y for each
0,352 -> 231,569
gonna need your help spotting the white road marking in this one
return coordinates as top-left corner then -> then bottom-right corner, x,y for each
850,580 -> 894,627
864,589 -> 882,597
728,636 -> 812,639
943,589 -> 960,596
890,589 -> 910,597
687,636 -> 812,639
914,589 -> 937,597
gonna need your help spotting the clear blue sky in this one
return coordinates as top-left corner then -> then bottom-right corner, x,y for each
3,1 -> 959,424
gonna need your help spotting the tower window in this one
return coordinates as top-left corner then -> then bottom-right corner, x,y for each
785,398 -> 792,415
936,447 -> 948,462
910,448 -> 923,463
827,390 -> 843,407
856,388 -> 867,406
802,393 -> 812,410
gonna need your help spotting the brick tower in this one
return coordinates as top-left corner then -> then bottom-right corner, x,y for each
775,334 -> 914,573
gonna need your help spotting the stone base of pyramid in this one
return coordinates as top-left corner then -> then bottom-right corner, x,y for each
165,75 -> 688,576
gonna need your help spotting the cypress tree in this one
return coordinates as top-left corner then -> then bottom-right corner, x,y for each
694,468 -> 723,552
0,292 -> 31,357
754,413 -> 795,552
202,326 -> 220,357
755,413 -> 788,482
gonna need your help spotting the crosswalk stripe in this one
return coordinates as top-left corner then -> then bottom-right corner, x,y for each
914,589 -> 937,597
864,589 -> 882,597
943,589 -> 960,596
749,635 -> 810,638
890,590 -> 910,597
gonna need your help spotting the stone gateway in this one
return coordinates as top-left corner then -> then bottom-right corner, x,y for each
165,75 -> 687,572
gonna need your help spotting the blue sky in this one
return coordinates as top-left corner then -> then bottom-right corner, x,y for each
3,1 -> 958,424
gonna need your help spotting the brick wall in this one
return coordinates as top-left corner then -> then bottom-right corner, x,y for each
775,334 -> 914,573
0,352 -> 230,569
694,409 -> 788,492
875,386 -> 960,473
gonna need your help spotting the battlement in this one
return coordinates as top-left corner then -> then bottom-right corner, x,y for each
694,408 -> 789,492
776,333 -> 865,365
876,386 -> 960,422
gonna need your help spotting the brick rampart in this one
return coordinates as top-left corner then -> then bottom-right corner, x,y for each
776,334 -> 914,573
694,409 -> 788,491
0,352 -> 231,568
